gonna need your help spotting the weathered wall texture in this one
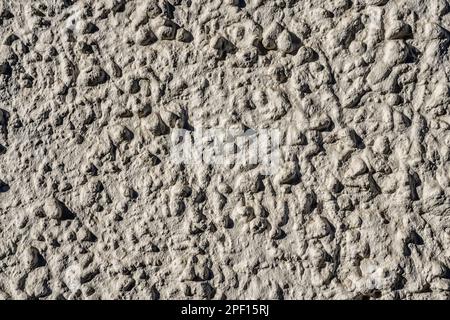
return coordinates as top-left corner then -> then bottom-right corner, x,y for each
1,0 -> 450,300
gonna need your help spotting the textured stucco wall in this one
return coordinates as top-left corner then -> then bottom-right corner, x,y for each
1,0 -> 450,300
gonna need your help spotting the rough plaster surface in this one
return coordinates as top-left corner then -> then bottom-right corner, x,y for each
1,0 -> 450,300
